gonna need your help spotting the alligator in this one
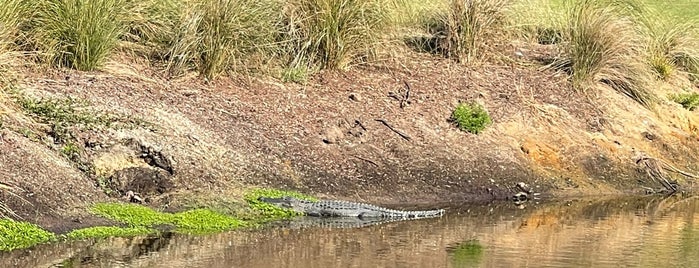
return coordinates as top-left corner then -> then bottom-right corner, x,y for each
258,196 -> 446,219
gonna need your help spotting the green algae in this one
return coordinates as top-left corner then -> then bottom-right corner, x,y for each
0,219 -> 55,251
243,188 -> 317,220
65,226 -> 154,240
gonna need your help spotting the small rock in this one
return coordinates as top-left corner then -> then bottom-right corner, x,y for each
349,93 -> 361,102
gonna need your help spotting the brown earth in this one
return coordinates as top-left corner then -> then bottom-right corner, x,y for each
1,42 -> 699,232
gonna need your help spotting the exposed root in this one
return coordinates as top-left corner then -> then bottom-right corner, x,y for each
633,150 -> 698,194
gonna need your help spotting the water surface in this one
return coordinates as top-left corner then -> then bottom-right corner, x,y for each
3,195 -> 699,268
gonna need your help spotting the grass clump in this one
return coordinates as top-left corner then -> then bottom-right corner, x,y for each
551,0 -> 655,107
32,0 -> 126,70
65,226 -> 154,240
451,102 -> 491,134
165,0 -> 280,79
0,219 -> 56,251
641,15 -> 699,80
284,0 -> 390,70
244,188 -> 317,219
433,0 -> 511,63
0,0 -> 31,62
671,92 -> 699,111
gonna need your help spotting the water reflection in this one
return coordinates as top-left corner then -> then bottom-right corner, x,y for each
2,195 -> 699,268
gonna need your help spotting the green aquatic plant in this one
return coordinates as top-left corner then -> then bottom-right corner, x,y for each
91,203 -> 247,234
243,188 -> 317,219
172,209 -> 247,234
91,202 -> 173,227
0,219 -> 56,251
66,226 -> 154,240
449,239 -> 484,267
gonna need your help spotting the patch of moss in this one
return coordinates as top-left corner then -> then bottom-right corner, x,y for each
671,92 -> 699,111
243,188 -> 317,220
0,219 -> 56,251
91,203 -> 247,234
451,102 -> 492,134
65,226 -> 154,240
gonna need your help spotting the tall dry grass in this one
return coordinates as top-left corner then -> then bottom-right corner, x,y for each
435,0 -> 511,63
164,0 -> 281,78
0,0 -> 31,67
31,0 -> 126,71
283,0 -> 391,70
552,0 -> 655,107
640,13 -> 699,80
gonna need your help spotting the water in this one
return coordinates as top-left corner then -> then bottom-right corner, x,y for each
3,195 -> 699,268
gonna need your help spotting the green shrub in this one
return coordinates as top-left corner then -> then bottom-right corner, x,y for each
551,0 -> 654,107
671,92 -> 699,111
451,102 -> 491,134
434,0 -> 511,63
165,0 -> 281,78
284,0 -> 390,70
0,219 -> 56,251
32,0 -> 126,70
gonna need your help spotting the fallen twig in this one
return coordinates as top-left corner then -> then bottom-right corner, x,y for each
375,119 -> 411,141
352,155 -> 379,167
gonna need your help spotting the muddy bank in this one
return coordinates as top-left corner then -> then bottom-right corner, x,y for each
1,47 -> 699,231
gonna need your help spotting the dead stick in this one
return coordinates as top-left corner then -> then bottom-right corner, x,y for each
352,155 -> 379,167
375,119 -> 411,141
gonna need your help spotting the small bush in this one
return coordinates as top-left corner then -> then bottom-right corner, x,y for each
671,92 -> 699,111
551,0 -> 654,107
434,0 -> 511,63
32,0 -> 126,70
284,0 -> 390,70
451,102 -> 491,134
0,219 -> 56,251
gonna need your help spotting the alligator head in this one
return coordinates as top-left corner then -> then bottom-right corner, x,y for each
258,196 -> 305,211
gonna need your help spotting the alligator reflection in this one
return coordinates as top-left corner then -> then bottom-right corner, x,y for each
2,194 -> 699,268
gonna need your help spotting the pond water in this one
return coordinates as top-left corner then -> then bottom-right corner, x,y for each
3,194 -> 699,268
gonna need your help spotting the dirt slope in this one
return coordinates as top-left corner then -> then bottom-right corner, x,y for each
1,44 -> 699,230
